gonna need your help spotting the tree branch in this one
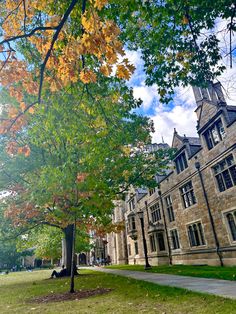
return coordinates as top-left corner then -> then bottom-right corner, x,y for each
38,0 -> 79,103
0,26 -> 58,46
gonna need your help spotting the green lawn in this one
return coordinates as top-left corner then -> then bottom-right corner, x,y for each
106,264 -> 236,281
0,269 -> 236,313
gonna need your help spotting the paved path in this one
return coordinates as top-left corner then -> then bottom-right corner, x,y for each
82,267 -> 236,299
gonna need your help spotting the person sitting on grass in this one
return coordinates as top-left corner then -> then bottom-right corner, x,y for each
50,265 -> 67,278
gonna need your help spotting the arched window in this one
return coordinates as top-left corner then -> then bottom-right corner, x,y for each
188,222 -> 205,247
226,213 -> 236,241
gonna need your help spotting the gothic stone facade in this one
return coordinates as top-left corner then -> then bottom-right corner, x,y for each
112,82 -> 236,266
106,200 -> 128,265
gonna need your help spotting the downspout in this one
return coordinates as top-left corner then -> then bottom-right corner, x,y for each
158,189 -> 172,265
195,161 -> 224,266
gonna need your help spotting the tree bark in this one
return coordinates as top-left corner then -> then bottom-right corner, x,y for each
70,219 -> 76,293
63,224 -> 74,276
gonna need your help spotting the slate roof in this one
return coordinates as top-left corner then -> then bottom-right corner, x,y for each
226,106 -> 236,125
185,137 -> 201,146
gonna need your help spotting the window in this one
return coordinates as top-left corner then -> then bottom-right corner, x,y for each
128,244 -> 131,255
226,211 -> 236,241
165,195 -> 175,222
175,152 -> 188,174
204,119 -> 226,150
188,222 -> 205,247
134,242 -> 139,255
129,198 -> 135,210
180,181 -> 196,208
150,203 -> 161,223
198,87 -> 203,99
213,155 -> 236,192
149,233 -> 166,252
157,233 -> 165,251
149,188 -> 156,196
149,234 -> 157,252
170,229 -> 180,249
128,216 -> 136,231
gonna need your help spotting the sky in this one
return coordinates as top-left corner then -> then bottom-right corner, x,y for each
126,49 -> 198,145
125,18 -> 236,146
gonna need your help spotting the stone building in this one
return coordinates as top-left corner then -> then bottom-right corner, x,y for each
109,82 -> 236,266
106,200 -> 128,265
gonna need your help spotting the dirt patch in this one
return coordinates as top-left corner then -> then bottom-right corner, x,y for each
30,288 -> 113,303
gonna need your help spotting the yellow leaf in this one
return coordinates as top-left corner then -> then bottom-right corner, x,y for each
79,69 -> 97,84
100,64 -> 112,77
92,0 -> 108,10
116,64 -> 131,80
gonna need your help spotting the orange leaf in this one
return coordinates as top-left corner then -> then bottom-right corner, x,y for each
28,107 -> 35,114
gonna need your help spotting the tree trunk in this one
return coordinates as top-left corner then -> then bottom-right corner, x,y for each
63,224 -> 74,276
70,219 -> 76,293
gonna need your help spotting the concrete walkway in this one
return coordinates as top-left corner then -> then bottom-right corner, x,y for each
83,267 -> 236,299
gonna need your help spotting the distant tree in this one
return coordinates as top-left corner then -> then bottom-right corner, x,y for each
17,226 -> 63,264
0,240 -> 22,270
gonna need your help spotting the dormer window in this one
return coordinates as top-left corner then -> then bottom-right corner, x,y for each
204,119 -> 226,150
129,198 -> 135,211
175,151 -> 188,174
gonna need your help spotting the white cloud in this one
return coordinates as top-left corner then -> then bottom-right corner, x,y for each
151,103 -> 198,145
133,84 -> 159,110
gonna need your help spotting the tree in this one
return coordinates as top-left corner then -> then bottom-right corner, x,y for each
0,239 -> 23,270
16,226 -> 63,264
0,81 -> 173,279
0,0 -> 135,126
0,201 -> 26,270
0,0 -> 235,112
112,0 -> 233,101
0,1 -> 182,293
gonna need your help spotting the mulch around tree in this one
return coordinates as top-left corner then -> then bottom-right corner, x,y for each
30,288 -> 113,303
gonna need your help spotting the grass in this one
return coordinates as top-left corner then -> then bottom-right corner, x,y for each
0,269 -> 236,313
106,264 -> 236,281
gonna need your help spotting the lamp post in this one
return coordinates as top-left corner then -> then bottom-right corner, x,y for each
137,210 -> 151,270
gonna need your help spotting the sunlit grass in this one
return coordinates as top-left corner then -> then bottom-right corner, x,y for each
0,269 -> 236,313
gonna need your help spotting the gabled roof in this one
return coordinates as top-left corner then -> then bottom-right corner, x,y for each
171,129 -> 185,149
171,129 -> 201,159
